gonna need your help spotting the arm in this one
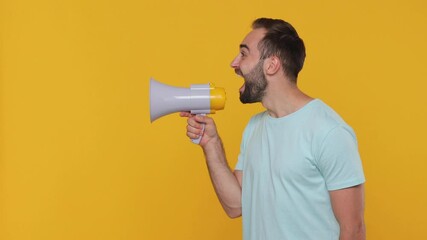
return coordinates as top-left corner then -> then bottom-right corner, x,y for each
330,184 -> 366,240
180,113 -> 242,218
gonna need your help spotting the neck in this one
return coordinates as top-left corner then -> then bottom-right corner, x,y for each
261,78 -> 313,118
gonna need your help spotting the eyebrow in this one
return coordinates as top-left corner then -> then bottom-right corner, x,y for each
240,44 -> 250,51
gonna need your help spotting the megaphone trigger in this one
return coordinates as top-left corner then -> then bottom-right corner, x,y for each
191,113 -> 206,145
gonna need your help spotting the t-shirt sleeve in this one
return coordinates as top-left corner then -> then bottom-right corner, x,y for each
235,118 -> 254,171
316,126 -> 366,191
235,128 -> 248,171
235,143 -> 245,171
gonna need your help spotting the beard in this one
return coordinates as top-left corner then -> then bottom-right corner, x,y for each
239,60 -> 268,104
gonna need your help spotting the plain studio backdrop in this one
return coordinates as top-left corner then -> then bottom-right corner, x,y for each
1,0 -> 426,239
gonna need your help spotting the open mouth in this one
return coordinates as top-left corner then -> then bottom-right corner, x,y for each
235,69 -> 245,94
239,83 -> 245,94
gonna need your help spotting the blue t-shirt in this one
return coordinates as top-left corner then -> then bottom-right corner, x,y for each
235,99 -> 365,240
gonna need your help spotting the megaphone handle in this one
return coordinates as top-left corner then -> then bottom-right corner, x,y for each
191,114 -> 206,145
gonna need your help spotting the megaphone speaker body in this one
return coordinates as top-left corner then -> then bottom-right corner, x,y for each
149,78 -> 226,122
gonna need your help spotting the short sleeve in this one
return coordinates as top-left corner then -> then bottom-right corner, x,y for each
316,126 -> 365,191
235,116 -> 257,171
235,143 -> 245,171
235,125 -> 250,171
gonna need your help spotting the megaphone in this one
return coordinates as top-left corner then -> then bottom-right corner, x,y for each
149,78 -> 226,144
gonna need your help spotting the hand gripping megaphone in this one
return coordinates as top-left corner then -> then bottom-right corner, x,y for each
149,78 -> 226,144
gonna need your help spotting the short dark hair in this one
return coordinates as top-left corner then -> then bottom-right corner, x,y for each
252,18 -> 306,82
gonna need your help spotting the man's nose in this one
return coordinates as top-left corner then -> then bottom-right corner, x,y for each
230,55 -> 240,69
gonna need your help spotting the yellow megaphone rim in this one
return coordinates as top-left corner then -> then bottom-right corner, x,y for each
209,84 -> 226,112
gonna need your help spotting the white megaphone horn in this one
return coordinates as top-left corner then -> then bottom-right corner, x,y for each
149,78 -> 226,144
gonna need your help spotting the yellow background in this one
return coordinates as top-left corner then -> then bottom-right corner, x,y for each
1,0 -> 426,239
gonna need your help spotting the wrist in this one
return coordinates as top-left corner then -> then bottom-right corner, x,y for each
202,135 -> 222,153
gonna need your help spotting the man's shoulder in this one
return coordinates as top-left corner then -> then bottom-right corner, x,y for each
241,111 -> 267,128
308,100 -> 357,141
309,100 -> 349,127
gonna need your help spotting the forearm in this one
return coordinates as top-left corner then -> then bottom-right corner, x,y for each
339,223 -> 366,240
202,136 -> 242,218
330,184 -> 366,240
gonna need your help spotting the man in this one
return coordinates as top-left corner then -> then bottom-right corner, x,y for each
181,18 -> 366,240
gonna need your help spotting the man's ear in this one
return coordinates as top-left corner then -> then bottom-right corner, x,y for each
264,56 -> 281,75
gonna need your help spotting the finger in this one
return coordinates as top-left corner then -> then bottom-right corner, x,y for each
187,123 -> 203,135
187,124 -> 203,135
187,115 -> 201,128
186,130 -> 200,139
179,112 -> 192,117
186,122 -> 203,137
194,114 -> 214,126
194,114 -> 205,123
